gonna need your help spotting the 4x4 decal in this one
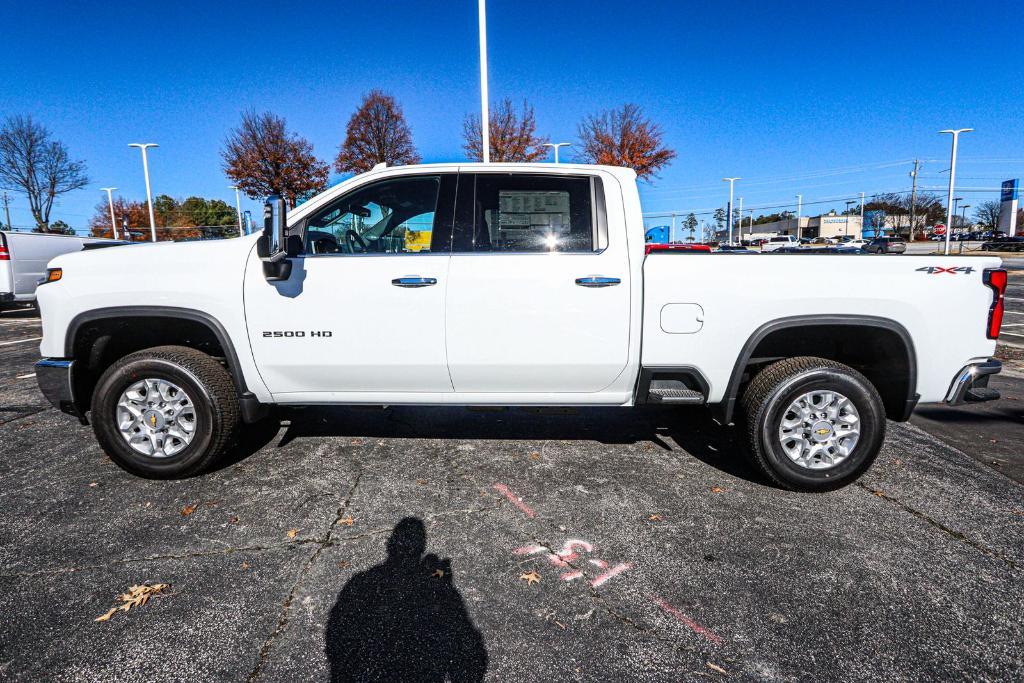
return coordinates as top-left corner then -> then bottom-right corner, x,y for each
916,266 -> 975,275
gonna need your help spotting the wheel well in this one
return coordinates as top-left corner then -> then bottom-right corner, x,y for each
68,314 -> 238,412
725,320 -> 916,423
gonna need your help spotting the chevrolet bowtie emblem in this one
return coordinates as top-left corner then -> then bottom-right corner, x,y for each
817,428 -> 830,435
150,414 -> 157,426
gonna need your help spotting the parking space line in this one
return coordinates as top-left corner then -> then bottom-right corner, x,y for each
0,337 -> 41,346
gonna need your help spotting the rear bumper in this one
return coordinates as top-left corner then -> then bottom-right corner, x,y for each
35,358 -> 86,422
945,358 -> 1001,405
0,292 -> 14,303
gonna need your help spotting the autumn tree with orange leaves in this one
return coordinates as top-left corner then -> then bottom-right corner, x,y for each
577,104 -> 676,181
88,195 -> 236,241
335,90 -> 421,173
221,111 -> 329,208
462,99 -> 547,163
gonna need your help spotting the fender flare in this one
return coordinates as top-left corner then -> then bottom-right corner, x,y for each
714,314 -> 918,424
65,306 -> 249,395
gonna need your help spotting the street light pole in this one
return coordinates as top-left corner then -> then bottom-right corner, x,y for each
477,0 -> 490,164
542,142 -> 571,163
100,187 -> 118,239
737,197 -> 743,240
939,128 -> 972,255
845,200 -> 856,238
722,177 -> 740,244
795,194 -> 802,239
230,185 -> 243,237
128,143 -> 159,242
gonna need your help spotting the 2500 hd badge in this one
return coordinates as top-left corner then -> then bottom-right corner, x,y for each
262,330 -> 333,338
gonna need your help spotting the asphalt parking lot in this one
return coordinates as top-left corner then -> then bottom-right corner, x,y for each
1,306 -> 1023,682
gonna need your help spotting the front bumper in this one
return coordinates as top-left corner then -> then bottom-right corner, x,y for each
945,358 -> 1001,405
35,359 -> 86,423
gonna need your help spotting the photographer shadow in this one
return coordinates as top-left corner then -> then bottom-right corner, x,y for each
324,517 -> 488,682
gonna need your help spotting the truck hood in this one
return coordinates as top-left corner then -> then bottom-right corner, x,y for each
50,233 -> 260,272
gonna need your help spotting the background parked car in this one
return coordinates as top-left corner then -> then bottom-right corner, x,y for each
847,239 -> 870,249
762,235 -> 799,252
864,236 -> 907,254
981,237 -> 1024,252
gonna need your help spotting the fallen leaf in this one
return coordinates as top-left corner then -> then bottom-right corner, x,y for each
337,560 -> 351,569
528,451 -> 541,461
894,459 -> 902,465
432,569 -> 445,578
873,490 -> 885,497
416,479 -> 428,485
229,516 -> 240,524
337,516 -> 355,527
180,503 -> 198,517
95,583 -> 169,622
707,662 -> 727,675
520,571 -> 541,586
287,529 -> 299,539
710,486 -> 724,494
648,514 -> 663,521
241,562 -> 251,570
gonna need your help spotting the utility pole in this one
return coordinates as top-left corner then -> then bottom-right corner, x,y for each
2,191 -> 10,230
670,212 -> 677,244
477,0 -> 490,163
722,177 -> 740,244
230,185 -> 243,237
795,194 -> 802,239
908,159 -> 920,241
737,197 -> 743,239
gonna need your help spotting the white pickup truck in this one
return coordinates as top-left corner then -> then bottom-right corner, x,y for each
34,163 -> 1008,490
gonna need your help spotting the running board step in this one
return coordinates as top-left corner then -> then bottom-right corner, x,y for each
648,388 -> 705,405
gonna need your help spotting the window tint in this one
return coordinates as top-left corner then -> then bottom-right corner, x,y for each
454,174 -> 596,253
304,176 -> 440,255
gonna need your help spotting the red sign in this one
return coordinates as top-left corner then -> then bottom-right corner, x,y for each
933,224 -> 947,235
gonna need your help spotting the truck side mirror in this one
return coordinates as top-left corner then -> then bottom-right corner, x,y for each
258,195 -> 292,281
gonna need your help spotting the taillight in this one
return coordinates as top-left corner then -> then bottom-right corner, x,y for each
0,244 -> 9,261
983,268 -> 1007,339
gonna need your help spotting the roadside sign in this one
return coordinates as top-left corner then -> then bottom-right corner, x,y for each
933,224 -> 946,235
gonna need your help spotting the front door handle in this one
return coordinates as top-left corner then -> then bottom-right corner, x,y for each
575,276 -> 621,287
392,276 -> 437,288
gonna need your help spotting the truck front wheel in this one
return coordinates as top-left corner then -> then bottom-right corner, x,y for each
741,357 -> 885,491
90,346 -> 240,479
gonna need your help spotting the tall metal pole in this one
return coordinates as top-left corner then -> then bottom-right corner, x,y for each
722,177 -> 740,244
670,213 -> 676,244
737,197 -> 743,240
908,159 -> 920,241
542,142 -> 571,163
100,187 -> 118,239
940,129 -> 971,255
129,143 -> 159,242
477,0 -> 490,163
230,186 -> 243,236
796,194 -> 802,239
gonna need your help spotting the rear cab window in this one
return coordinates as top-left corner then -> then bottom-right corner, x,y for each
452,174 -> 606,253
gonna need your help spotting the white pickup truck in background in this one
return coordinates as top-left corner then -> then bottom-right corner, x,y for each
33,163 -> 1008,491
0,230 -> 122,310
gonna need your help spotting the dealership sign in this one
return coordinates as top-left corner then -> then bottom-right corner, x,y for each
1000,179 -> 1019,235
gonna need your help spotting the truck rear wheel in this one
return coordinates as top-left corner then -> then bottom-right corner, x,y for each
740,357 -> 885,492
91,346 -> 240,479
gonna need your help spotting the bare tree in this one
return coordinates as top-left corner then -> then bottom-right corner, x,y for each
577,104 -> 676,181
335,90 -> 420,174
221,111 -> 329,208
462,99 -> 546,162
0,115 -> 89,231
974,200 -> 1001,229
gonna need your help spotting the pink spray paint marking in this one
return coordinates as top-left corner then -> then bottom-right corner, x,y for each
590,562 -> 633,587
512,544 -> 545,556
560,571 -> 585,581
493,483 -> 536,518
653,597 -> 723,645
588,559 -> 608,569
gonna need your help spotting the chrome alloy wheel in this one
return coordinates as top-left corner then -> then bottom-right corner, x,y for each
116,378 -> 197,458
777,390 -> 861,470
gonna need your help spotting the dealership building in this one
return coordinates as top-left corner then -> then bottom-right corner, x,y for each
737,212 -> 869,240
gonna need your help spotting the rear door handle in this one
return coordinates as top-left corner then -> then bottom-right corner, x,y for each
392,276 -> 437,288
575,276 -> 621,287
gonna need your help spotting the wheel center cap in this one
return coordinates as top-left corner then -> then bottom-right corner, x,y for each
143,409 -> 166,431
810,420 -> 834,443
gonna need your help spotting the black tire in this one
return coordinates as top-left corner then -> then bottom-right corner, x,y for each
91,345 -> 240,479
740,356 -> 886,492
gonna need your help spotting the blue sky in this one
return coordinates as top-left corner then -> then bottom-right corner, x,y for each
2,0 -> 1021,233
